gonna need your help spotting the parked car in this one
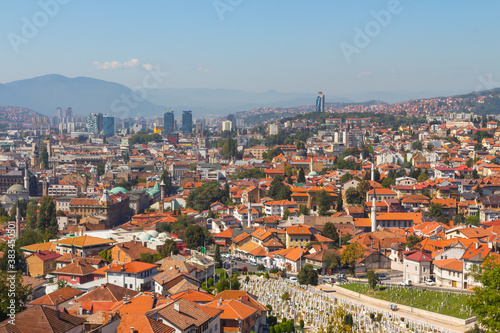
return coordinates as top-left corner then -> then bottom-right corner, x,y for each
337,273 -> 346,279
289,276 -> 298,283
377,274 -> 390,280
323,277 -> 335,284
400,279 -> 413,287
424,278 -> 435,286
242,266 -> 248,272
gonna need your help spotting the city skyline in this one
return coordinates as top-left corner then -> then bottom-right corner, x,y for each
1,1 -> 499,99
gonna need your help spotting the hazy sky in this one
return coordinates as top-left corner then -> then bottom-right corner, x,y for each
1,0 -> 499,96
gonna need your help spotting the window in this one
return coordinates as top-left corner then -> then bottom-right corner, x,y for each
414,266 -> 417,271
423,267 -> 426,273
71,276 -> 76,281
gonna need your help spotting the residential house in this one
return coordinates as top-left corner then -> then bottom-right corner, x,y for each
402,250 -> 432,284
105,261 -> 160,291
109,241 -> 159,264
54,235 -> 116,257
26,250 -> 62,277
434,259 -> 464,288
146,298 -> 222,333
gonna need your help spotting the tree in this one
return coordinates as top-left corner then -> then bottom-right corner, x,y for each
323,251 -> 340,272
381,177 -> 395,188
96,162 -> 105,176
411,141 -> 423,151
159,239 -> 179,257
57,279 -> 68,289
9,199 -> 27,221
428,203 -> 443,218
426,142 -> 434,151
99,249 -> 111,262
405,235 -> 421,250
281,291 -> 291,301
322,222 -> 339,247
37,196 -> 58,239
267,176 -> 291,200
140,252 -> 162,263
297,264 -> 318,285
345,187 -> 363,205
183,225 -> 212,249
297,167 -> 306,183
40,146 -> 49,169
469,256 -> 500,332
417,172 -> 429,182
283,208 -> 291,220
340,173 -> 353,183
320,305 -> 352,333
454,213 -> 466,225
340,243 -> 363,274
0,271 -> 32,321
214,244 -> 222,269
366,269 -> 379,290
317,190 -> 332,216
186,181 -> 227,212
298,205 -> 310,216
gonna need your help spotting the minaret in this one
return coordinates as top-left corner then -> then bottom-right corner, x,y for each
24,164 -> 30,196
15,201 -> 20,238
160,180 -> 166,214
371,163 -> 375,181
309,156 -> 314,174
371,189 -> 377,232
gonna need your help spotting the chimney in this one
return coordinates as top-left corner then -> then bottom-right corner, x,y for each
55,299 -> 59,318
130,327 -> 135,333
78,306 -> 82,315
123,296 -> 127,305
476,242 -> 479,250
217,299 -> 221,307
174,302 -> 180,312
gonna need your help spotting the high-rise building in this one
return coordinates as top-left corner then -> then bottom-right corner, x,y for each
227,114 -> 237,130
56,107 -> 62,118
65,107 -> 73,118
164,109 -> 174,133
103,114 -> 115,136
87,113 -> 103,134
222,120 -> 232,132
182,110 -> 192,134
316,92 -> 325,113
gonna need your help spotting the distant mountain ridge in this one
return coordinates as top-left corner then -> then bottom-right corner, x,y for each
0,74 -> 472,118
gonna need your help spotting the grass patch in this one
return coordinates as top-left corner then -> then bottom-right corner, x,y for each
215,268 -> 227,279
339,283 -> 473,319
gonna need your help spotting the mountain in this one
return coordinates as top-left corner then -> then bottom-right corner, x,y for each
0,74 -> 163,117
0,74 -> 471,118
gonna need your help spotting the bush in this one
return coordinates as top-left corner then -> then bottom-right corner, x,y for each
270,268 -> 279,273
208,278 -> 214,286
257,264 -> 265,271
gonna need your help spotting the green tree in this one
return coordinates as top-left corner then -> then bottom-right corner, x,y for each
469,256 -> 500,332
323,250 -> 340,272
417,172 -> 429,182
340,173 -> 353,184
40,146 -> 49,169
160,170 -> 173,196
186,181 -> 226,212
366,269 -> 379,290
317,189 -> 332,216
412,141 -> 423,151
283,208 -> 291,220
183,225 -> 212,249
297,264 -> 318,285
381,177 -> 395,188
297,167 -> 306,183
37,196 -> 58,239
267,175 -> 291,200
322,222 -> 339,247
298,205 -> 310,216
320,306 -> 352,333
428,203 -> 444,218
159,239 -> 179,257
96,162 -> 105,176
0,271 -> 32,321
345,187 -> 363,205
9,199 -> 27,221
405,235 -> 422,250
454,213 -> 466,225
57,279 -> 68,289
98,249 -> 111,262
214,244 -> 222,269
140,252 -> 162,263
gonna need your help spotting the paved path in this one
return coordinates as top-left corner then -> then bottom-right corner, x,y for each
316,283 -> 474,333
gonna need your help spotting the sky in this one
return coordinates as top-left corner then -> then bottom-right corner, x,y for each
1,0 -> 499,97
